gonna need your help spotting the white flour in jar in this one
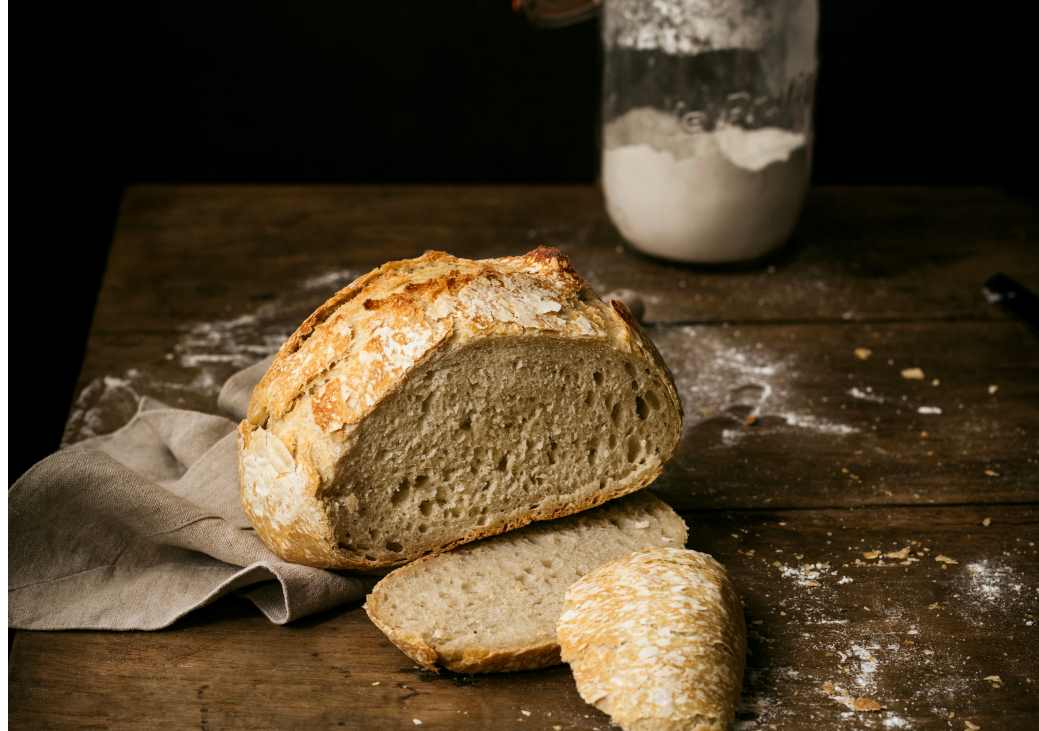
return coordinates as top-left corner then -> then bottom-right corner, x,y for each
603,107 -> 809,263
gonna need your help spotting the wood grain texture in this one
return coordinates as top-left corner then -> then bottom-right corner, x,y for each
91,185 -> 1039,331
10,185 -> 1039,730
65,322 -> 1038,509
9,504 -> 1037,729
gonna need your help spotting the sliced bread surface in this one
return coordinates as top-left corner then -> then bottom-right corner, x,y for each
239,248 -> 683,569
364,492 -> 687,673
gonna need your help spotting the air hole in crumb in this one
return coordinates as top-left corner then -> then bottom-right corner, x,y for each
390,478 -> 411,506
385,541 -> 403,553
626,436 -> 641,463
541,559 -> 553,568
496,454 -> 508,472
414,475 -> 429,488
644,390 -> 661,411
417,524 -> 428,533
610,402 -> 622,426
420,394 -> 433,415
635,395 -> 649,420
592,371 -> 604,386
460,415 -> 472,431
418,500 -> 433,517
608,433 -> 617,449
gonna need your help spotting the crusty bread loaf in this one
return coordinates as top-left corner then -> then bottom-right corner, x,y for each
238,247 -> 682,569
558,548 -> 746,731
364,492 -> 687,673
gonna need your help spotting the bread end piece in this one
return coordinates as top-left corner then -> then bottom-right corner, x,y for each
558,548 -> 746,731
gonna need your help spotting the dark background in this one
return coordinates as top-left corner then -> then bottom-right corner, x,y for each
12,2 -> 1035,482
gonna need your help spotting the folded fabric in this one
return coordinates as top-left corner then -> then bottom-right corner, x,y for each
8,357 -> 369,630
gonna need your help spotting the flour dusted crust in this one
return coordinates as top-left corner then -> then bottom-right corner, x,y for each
239,247 -> 682,569
557,548 -> 746,731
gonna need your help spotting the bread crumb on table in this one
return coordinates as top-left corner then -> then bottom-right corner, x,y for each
901,367 -> 925,380
854,348 -> 872,360
988,384 -> 999,394
935,554 -> 959,565
412,719 -> 423,726
982,517 -> 992,527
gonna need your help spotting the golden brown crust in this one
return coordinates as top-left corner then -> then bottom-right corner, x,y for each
558,549 -> 747,731
238,247 -> 682,569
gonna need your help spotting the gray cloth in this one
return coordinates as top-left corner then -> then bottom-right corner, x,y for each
9,357 -> 370,630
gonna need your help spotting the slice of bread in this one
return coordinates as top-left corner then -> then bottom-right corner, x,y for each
364,492 -> 687,673
239,248 -> 683,569
558,548 -> 746,731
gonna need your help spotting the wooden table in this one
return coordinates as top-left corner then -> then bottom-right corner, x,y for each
9,186 -> 1039,729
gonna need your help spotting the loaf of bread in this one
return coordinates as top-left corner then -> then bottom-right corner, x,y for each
238,248 -> 682,569
558,548 -> 746,731
364,492 -> 687,673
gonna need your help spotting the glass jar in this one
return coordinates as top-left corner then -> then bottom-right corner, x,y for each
601,0 -> 818,263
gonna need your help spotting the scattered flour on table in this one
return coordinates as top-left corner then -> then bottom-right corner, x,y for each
953,560 -> 1035,627
301,269 -> 361,291
64,268 -> 361,443
849,387 -> 885,404
63,375 -> 140,445
654,326 -> 859,444
171,268 -> 361,395
175,309 -> 289,376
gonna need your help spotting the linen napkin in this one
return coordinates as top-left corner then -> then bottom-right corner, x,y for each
8,357 -> 369,630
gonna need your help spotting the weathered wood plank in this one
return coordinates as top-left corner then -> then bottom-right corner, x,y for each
65,318 -> 1039,509
14,185 -> 1038,731
10,504 -> 1037,730
92,185 -> 1039,330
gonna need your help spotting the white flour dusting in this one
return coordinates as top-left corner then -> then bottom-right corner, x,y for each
174,308 -> 289,376
849,387 -> 886,404
64,267 -> 361,443
171,268 -> 361,394
779,562 -> 835,587
301,269 -> 360,291
954,560 -> 1035,628
655,326 -> 859,444
63,376 -> 140,445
